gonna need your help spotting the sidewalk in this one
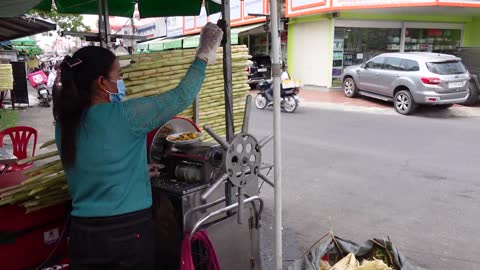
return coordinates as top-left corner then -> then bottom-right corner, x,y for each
296,86 -> 480,117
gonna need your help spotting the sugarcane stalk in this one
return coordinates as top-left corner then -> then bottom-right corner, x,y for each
23,193 -> 69,208
25,197 -> 70,213
21,165 -> 64,185
122,53 -> 250,74
23,159 -> 61,176
17,150 -> 59,165
39,139 -> 56,149
1,173 -> 65,198
28,181 -> 66,196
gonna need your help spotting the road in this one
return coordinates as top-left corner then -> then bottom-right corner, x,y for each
252,103 -> 480,269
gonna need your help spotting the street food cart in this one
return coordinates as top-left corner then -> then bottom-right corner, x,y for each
0,0 -> 285,269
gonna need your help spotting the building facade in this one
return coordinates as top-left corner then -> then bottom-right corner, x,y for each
286,0 -> 480,87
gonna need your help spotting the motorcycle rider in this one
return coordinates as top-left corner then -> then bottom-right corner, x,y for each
266,62 -> 289,103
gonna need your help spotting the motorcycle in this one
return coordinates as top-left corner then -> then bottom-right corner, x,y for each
254,80 -> 300,113
36,83 -> 52,107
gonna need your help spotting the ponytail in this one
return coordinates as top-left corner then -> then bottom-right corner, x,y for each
57,47 -> 116,167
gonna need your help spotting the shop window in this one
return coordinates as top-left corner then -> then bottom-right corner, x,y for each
384,57 -> 403,71
366,57 -> 385,69
332,27 -> 401,87
399,59 -> 420,72
404,28 -> 461,53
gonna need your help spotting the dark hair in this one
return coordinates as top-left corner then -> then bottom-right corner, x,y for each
56,46 -> 116,167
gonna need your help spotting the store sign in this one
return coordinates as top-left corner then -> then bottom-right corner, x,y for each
136,19 -> 166,39
291,0 -> 326,10
181,0 -> 267,34
332,0 -> 433,7
231,0 -> 242,21
185,16 -> 195,30
167,17 -> 184,37
438,0 -> 480,3
244,0 -> 264,17
333,51 -> 344,60
333,39 -> 344,51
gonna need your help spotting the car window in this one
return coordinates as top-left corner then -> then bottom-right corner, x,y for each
400,59 -> 420,71
365,57 -> 385,69
426,61 -> 466,75
384,57 -> 403,71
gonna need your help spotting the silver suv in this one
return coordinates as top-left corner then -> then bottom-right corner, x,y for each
342,52 -> 470,115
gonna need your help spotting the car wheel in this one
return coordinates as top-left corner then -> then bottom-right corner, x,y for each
437,104 -> 453,109
460,81 -> 479,106
394,90 -> 417,115
343,78 -> 358,98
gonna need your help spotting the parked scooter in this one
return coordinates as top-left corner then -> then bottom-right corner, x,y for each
254,80 -> 300,113
36,83 -> 52,107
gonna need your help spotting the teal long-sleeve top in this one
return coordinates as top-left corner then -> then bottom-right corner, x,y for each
55,58 -> 206,217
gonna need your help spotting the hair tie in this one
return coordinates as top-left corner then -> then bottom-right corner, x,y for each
61,56 -> 83,70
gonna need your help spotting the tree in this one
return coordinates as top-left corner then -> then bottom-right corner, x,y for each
29,6 -> 91,34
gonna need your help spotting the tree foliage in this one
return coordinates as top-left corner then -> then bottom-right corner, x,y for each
29,6 -> 91,33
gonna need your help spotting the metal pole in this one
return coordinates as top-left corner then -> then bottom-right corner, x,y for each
97,0 -> 104,47
222,0 -> 234,208
102,0 -> 110,48
269,0 -> 283,268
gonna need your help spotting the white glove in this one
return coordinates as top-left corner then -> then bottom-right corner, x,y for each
196,22 -> 224,65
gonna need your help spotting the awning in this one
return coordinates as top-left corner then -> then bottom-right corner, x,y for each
143,37 -> 184,52
0,0 -> 221,18
163,37 -> 183,50
0,41 -> 12,46
0,16 -> 56,42
11,37 -> 36,46
146,37 -> 167,52
182,23 -> 264,48
136,37 -> 161,51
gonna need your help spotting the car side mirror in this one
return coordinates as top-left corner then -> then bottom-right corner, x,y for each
361,63 -> 366,69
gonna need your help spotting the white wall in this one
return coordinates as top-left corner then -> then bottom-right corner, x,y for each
291,19 -> 332,87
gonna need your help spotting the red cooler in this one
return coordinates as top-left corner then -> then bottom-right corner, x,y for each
0,172 -> 69,270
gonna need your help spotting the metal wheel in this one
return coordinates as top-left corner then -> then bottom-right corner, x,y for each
255,93 -> 267,109
394,90 -> 417,115
282,96 -> 298,113
343,78 -> 358,98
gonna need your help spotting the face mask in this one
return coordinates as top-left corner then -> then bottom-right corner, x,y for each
104,79 -> 126,103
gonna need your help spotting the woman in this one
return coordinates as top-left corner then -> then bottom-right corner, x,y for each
55,23 -> 223,270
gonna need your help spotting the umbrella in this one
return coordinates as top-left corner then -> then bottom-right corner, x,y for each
4,0 -> 223,18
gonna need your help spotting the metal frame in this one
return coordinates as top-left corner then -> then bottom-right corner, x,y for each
189,196 -> 264,242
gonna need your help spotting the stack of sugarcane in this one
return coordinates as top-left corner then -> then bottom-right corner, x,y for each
119,45 -> 251,140
0,140 -> 69,213
0,64 -> 13,91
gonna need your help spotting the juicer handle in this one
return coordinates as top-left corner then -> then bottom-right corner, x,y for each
201,173 -> 228,203
189,196 -> 264,242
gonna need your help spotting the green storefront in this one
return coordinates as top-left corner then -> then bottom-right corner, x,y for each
286,5 -> 480,87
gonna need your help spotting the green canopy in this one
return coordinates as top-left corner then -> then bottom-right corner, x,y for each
33,0 -> 222,18
11,37 -> 37,46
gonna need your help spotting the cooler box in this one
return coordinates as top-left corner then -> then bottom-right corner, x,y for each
0,172 -> 69,270
27,71 -> 47,88
282,79 -> 303,89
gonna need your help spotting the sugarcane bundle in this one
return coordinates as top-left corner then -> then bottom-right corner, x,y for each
121,45 -> 252,140
0,142 -> 69,213
0,64 -> 13,91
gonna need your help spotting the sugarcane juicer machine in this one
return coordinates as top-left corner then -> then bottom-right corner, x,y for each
149,95 -> 273,270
